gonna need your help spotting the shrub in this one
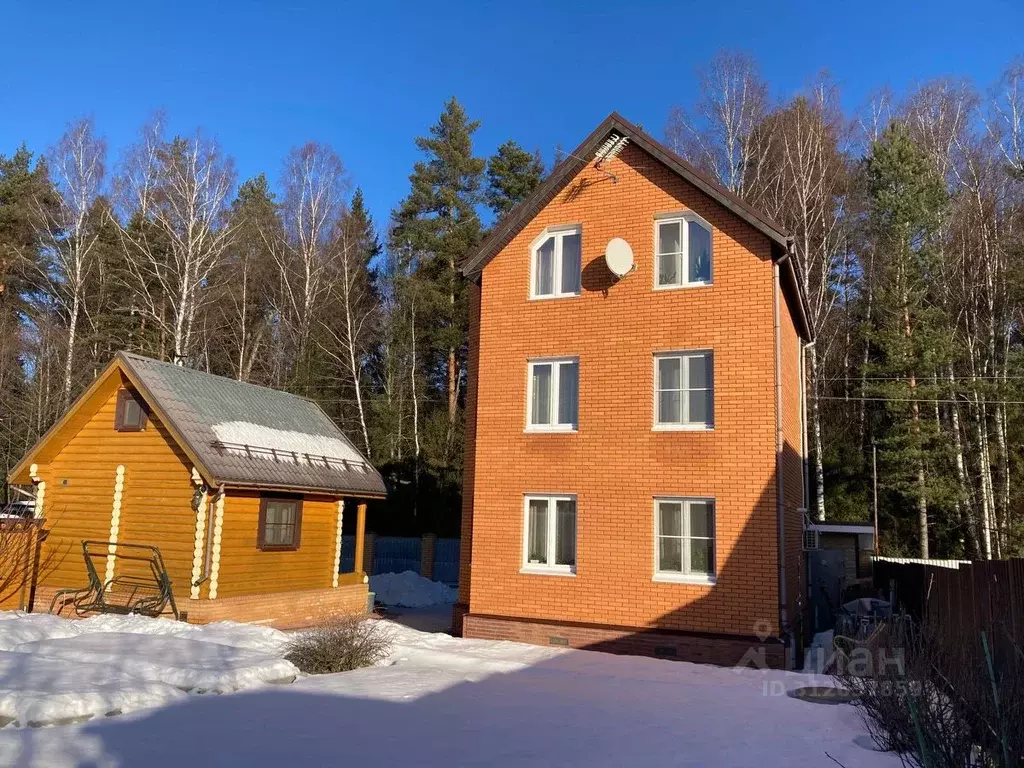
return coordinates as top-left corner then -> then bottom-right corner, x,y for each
835,615 -> 1024,767
286,615 -> 393,675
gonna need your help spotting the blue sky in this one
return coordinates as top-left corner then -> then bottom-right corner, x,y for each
2,0 -> 1021,228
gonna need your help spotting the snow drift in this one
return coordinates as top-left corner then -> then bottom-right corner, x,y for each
15,633 -> 297,693
0,651 -> 184,727
369,571 -> 457,608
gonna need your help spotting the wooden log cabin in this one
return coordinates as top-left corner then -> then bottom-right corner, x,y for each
6,352 -> 386,627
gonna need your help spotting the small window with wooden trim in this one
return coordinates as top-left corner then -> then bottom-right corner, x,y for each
114,389 -> 148,432
258,495 -> 303,551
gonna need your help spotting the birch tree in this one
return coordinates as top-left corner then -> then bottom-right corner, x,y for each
755,77 -> 850,520
212,174 -> 278,383
320,189 -> 378,457
32,118 -> 107,405
272,142 -> 348,386
666,50 -> 772,197
116,117 -> 236,364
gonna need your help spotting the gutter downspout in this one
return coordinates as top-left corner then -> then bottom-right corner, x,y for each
773,256 -> 791,667
800,339 -> 817,512
196,484 -> 224,592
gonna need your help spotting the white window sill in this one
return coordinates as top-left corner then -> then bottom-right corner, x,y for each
520,566 -> 577,577
653,573 -> 716,586
525,425 -> 578,434
653,281 -> 713,291
652,424 -> 714,432
529,293 -> 581,301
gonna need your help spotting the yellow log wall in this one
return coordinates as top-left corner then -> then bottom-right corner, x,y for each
34,377 -> 195,596
212,490 -> 343,598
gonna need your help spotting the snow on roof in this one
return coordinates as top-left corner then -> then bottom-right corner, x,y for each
211,422 -> 368,467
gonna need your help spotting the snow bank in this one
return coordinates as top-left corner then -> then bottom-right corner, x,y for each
370,571 -> 457,608
0,651 -> 184,726
74,614 -> 291,655
0,611 -> 290,655
0,613 -> 79,651
14,633 -> 297,693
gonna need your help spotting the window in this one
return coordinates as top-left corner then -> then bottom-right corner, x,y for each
655,215 -> 712,288
654,352 -> 713,429
531,227 -> 581,298
523,495 -> 576,574
527,358 -> 579,431
258,496 -> 303,551
114,389 -> 148,432
655,498 -> 715,582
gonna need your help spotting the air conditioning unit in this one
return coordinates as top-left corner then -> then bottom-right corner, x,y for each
803,529 -> 820,551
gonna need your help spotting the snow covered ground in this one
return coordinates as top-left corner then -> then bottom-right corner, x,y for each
370,570 -> 458,608
0,611 -> 899,767
0,612 -> 294,727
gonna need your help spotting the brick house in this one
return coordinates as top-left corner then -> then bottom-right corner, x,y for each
454,113 -> 813,668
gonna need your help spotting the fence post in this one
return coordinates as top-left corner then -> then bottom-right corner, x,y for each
421,534 -> 437,580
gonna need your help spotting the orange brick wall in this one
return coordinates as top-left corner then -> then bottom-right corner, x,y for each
779,278 -> 806,647
464,614 -> 786,668
454,282 -> 482,634
34,583 -> 368,629
183,583 -> 369,628
462,143 -> 803,643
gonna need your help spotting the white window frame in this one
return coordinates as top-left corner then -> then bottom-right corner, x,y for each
530,225 -> 582,299
653,497 -> 716,584
522,494 -> 577,576
526,357 -> 579,433
653,212 -> 713,289
653,350 -> 714,431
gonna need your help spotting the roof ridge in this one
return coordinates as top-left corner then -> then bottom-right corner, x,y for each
116,352 -> 320,405
461,112 -> 793,278
457,111 -> 813,340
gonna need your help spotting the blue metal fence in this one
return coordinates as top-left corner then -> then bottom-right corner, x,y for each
433,538 -> 461,586
338,534 -> 460,586
372,536 -> 422,575
339,535 -> 356,574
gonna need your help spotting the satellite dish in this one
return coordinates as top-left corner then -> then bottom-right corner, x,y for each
604,237 -> 635,278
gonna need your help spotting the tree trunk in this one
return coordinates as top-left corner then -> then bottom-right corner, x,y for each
948,368 -> 979,558
410,298 -> 420,460
61,291 -> 80,408
341,254 -> 372,459
809,345 -> 826,521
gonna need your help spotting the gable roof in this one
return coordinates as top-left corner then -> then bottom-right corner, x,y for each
10,352 -> 387,498
462,112 -> 812,340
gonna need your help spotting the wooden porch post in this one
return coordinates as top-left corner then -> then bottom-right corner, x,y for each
354,502 -> 367,577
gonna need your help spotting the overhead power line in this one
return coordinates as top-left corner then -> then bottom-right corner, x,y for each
813,395 -> 1024,406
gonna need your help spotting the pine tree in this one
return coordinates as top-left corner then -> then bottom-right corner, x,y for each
390,98 -> 484,465
485,140 -> 544,218
0,146 -> 56,500
865,123 -> 951,558
210,173 -> 279,384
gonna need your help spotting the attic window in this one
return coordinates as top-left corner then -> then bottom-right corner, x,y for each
655,214 -> 713,288
115,389 -> 148,432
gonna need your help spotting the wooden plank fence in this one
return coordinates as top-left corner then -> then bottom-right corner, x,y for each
0,517 -> 47,611
875,557 -> 1024,671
